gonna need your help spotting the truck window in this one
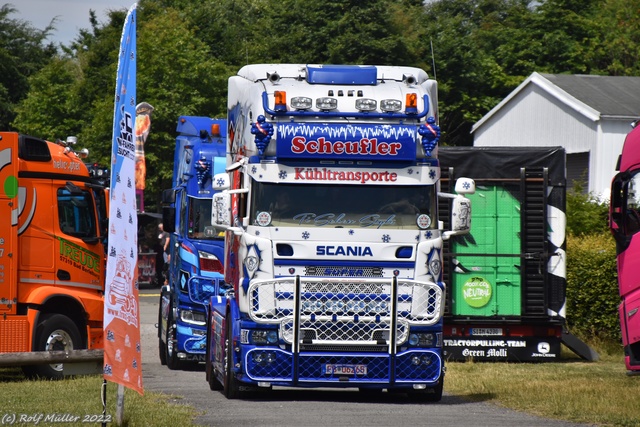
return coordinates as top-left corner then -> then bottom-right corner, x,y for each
57,188 -> 97,238
187,197 -> 221,240
250,182 -> 435,230
622,172 -> 640,236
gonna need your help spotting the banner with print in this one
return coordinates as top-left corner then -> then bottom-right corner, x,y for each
103,3 -> 143,395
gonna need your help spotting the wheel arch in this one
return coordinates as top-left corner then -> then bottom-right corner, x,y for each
32,294 -> 89,348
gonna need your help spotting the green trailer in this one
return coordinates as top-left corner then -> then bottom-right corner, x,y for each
439,147 -> 596,362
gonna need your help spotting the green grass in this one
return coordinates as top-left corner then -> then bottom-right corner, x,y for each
445,345 -> 639,427
1,344 -> 637,427
0,369 -> 200,427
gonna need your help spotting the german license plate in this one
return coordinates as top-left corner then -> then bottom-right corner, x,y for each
470,328 -> 503,336
323,364 -> 367,376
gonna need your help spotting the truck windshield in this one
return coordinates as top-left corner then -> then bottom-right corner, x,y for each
250,182 -> 435,229
187,197 -> 222,240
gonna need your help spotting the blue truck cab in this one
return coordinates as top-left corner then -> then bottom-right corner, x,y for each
158,116 -> 228,369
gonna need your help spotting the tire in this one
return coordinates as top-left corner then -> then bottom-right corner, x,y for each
407,377 -> 444,403
223,316 -> 241,399
22,314 -> 83,380
158,295 -> 167,366
159,337 -> 167,366
165,323 -> 181,370
205,315 -> 223,391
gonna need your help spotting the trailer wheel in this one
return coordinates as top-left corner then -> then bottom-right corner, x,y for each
223,317 -> 241,399
406,377 -> 444,403
22,314 -> 83,380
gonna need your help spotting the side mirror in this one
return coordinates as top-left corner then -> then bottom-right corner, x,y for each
454,177 -> 475,195
162,206 -> 176,233
213,172 -> 230,191
162,188 -> 176,204
440,177 -> 474,240
443,195 -> 472,240
212,192 -> 231,229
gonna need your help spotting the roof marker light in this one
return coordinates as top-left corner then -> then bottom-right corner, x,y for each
274,91 -> 287,112
406,93 -> 418,114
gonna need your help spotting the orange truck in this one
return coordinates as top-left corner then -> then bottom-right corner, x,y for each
0,133 -> 108,378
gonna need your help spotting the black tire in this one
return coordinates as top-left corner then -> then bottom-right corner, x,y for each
165,323 -> 181,370
159,336 -> 167,366
223,317 -> 241,399
158,295 -> 167,366
205,315 -> 223,391
22,314 -> 83,380
407,377 -> 444,403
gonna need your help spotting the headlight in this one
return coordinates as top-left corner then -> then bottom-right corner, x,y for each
180,309 -> 206,325
316,97 -> 337,110
380,99 -> 402,112
355,98 -> 377,111
291,96 -> 312,110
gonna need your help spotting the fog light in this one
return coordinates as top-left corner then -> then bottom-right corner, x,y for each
409,334 -> 419,346
266,331 -> 278,344
411,356 -> 421,366
251,330 -> 278,344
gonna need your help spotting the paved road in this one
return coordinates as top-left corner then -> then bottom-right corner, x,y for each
138,288 -> 594,427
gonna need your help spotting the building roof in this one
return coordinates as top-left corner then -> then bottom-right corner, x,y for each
472,72 -> 640,132
542,73 -> 640,119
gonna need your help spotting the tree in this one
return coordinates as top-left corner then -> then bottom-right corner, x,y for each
0,3 -> 58,129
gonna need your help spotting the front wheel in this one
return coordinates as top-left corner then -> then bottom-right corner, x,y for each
22,314 -> 83,380
223,317 -> 241,399
165,323 -> 181,370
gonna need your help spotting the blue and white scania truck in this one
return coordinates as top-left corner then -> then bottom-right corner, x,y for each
158,116 -> 228,369
205,64 -> 474,401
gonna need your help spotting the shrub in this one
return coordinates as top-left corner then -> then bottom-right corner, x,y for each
566,185 -> 609,236
565,233 -> 621,345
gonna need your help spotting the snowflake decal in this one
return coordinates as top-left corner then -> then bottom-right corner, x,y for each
349,229 -> 355,235
415,234 -> 420,242
255,230 -> 260,236
425,231 -> 433,239
279,170 -> 288,180
215,177 -> 226,187
302,231 -> 310,240
462,181 -> 472,190
251,166 -> 257,174
429,170 -> 436,180
408,168 -> 414,175
382,234 -> 391,243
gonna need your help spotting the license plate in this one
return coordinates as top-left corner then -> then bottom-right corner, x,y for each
470,328 -> 503,336
323,364 -> 367,376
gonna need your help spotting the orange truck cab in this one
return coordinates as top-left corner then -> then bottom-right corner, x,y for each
0,133 -> 108,378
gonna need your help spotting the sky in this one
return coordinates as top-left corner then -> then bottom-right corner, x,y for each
11,0 -> 136,45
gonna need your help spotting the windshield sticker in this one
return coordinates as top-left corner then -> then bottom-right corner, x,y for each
255,211 -> 271,227
417,214 -> 432,229
294,167 -> 397,184
291,213 -> 397,229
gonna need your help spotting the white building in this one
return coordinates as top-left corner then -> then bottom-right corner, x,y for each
471,72 -> 640,198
